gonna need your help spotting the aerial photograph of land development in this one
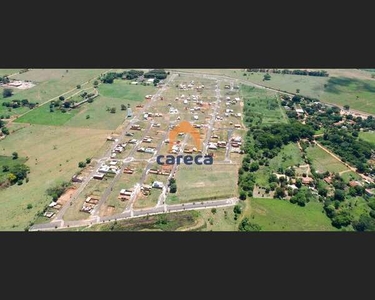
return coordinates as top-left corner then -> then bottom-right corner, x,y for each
1,68 -> 375,232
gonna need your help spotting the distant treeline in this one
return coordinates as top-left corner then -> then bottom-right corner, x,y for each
101,69 -> 168,84
247,69 -> 329,77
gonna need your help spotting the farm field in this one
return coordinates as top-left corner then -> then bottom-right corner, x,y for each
166,163 -> 238,204
245,198 -> 336,231
306,144 -> 349,174
0,124 -> 111,230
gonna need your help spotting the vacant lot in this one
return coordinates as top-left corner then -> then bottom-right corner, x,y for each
245,198 -> 336,231
98,81 -> 156,101
0,124 -> 111,230
240,85 -> 287,126
87,211 -> 199,231
306,145 -> 349,174
166,163 -> 238,204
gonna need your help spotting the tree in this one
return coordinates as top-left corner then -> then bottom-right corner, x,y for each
2,88 -> 13,98
12,152 -> 18,160
353,214 -> 375,231
86,115 -> 90,119
27,204 -> 33,209
93,80 -> 99,86
334,189 -> 345,201
274,187 -> 286,199
263,73 -> 271,81
63,101 -> 71,108
249,162 -> 259,172
76,84 -> 81,89
239,190 -> 247,200
110,107 -> 116,114
233,205 -> 242,215
296,89 -> 300,93
59,96 -> 65,101
344,104 -> 350,111
331,210 -> 352,228
86,158 -> 91,164
170,183 -> 177,193
7,173 -> 17,183
211,208 -> 217,214
238,218 -> 261,231
269,174 -> 278,183
78,162 -> 86,168
2,165 -> 9,172
318,187 -> 328,197
121,104 -> 127,111
1,127 -> 9,135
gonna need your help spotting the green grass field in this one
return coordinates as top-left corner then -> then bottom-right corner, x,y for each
0,124 -> 111,230
245,198 -> 336,231
359,131 -> 375,146
0,69 -> 21,76
15,83 -> 156,129
0,155 -> 27,183
240,85 -> 287,126
166,163 -> 238,204
269,143 -> 304,170
306,145 -> 349,173
1,69 -> 107,117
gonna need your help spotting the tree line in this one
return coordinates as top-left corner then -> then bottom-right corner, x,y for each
247,69 -> 329,77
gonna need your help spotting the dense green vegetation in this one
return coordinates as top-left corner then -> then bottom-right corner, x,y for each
0,155 -> 29,187
46,181 -> 72,201
247,69 -> 329,77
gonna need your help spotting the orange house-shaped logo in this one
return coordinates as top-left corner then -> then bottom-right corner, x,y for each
169,121 -> 201,151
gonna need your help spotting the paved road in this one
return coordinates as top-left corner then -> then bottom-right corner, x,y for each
30,197 -> 238,231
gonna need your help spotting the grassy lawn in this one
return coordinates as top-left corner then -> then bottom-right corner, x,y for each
0,124 -> 111,230
306,145 -> 349,173
269,143 -> 304,170
98,81 -> 156,100
0,155 -> 27,183
340,171 -> 361,183
359,131 -> 375,146
166,163 -> 238,204
15,106 -> 80,126
245,198 -> 336,231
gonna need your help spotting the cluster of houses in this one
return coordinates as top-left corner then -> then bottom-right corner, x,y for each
96,161 -> 121,176
144,112 -> 163,120
178,81 -> 205,91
